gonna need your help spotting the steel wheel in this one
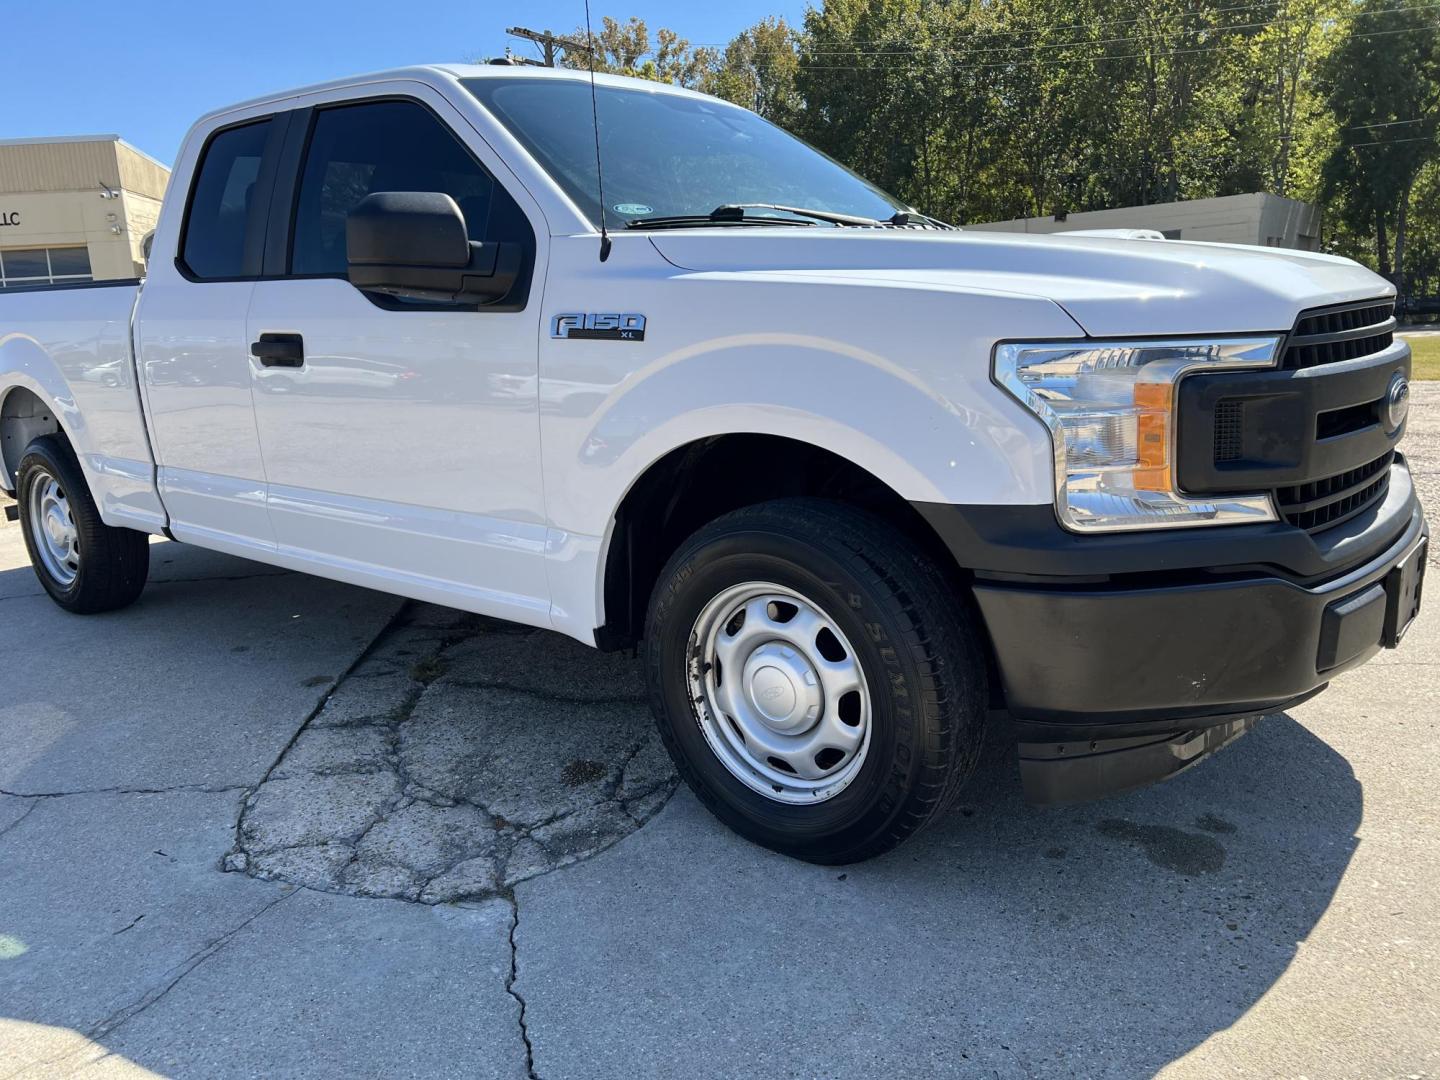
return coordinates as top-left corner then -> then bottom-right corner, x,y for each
687,582 -> 871,804
27,468 -> 80,587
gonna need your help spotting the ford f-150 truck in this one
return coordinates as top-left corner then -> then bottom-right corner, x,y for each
0,64 -> 1427,863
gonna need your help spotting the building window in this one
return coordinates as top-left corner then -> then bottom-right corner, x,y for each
0,246 -> 93,288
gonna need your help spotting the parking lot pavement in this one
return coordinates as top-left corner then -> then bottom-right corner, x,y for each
0,385 -> 1435,1079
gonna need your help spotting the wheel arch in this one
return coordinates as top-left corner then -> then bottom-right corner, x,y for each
594,432 -> 972,652
0,384 -> 71,494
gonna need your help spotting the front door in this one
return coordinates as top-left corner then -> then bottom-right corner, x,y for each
245,95 -> 549,623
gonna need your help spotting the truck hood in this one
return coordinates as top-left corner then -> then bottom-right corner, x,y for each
647,229 -> 1394,337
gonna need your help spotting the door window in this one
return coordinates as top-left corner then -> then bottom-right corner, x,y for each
180,119 -> 272,279
290,99 -> 530,278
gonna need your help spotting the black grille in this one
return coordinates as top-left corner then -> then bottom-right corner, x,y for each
1276,450 -> 1394,532
1213,399 -> 1244,461
1282,299 -> 1395,370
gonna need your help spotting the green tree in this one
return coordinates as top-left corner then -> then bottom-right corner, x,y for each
709,17 -> 803,126
557,16 -> 718,89
492,1 -> 1440,290
796,0 -> 962,216
1319,0 -> 1440,287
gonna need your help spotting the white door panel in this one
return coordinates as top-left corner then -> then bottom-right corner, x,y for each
265,479 -> 550,621
137,279 -> 275,547
158,465 -> 270,552
246,277 -> 547,617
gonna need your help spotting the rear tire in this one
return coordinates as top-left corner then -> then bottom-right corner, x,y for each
644,498 -> 987,864
16,434 -> 149,614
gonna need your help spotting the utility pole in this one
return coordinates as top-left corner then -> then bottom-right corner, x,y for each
506,26 -> 593,67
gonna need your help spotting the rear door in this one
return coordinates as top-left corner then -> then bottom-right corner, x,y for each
136,113 -> 285,552
244,88 -> 549,622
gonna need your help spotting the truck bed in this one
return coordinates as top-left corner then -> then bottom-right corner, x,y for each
0,280 -> 165,532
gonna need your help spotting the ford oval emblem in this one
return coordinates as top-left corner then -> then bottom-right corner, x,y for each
1386,371 -> 1411,431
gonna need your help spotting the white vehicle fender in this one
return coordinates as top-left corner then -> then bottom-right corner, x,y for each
538,326 -> 1061,643
544,319 -> 1074,543
0,335 -> 90,478
0,291 -> 165,530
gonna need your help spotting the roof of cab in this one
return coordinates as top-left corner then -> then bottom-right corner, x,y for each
188,62 -> 717,132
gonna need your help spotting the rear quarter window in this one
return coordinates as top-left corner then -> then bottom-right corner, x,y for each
180,119 -> 272,280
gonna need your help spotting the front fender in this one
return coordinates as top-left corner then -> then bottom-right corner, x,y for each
542,327 -> 1061,541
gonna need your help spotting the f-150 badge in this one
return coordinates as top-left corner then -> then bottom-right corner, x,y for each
551,313 -> 646,341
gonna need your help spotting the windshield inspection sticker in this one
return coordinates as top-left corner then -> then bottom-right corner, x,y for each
551,313 -> 647,341
613,203 -> 653,215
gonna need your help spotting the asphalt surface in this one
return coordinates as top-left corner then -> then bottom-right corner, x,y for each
0,387 -> 1436,1079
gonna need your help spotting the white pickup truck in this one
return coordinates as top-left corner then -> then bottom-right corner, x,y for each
0,64 -> 1427,863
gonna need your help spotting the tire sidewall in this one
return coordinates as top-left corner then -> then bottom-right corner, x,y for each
647,525 -> 932,858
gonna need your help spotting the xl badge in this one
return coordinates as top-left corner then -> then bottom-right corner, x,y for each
551,313 -> 646,342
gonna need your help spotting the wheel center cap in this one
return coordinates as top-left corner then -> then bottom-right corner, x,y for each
743,642 -> 821,734
751,666 -> 797,721
44,510 -> 68,546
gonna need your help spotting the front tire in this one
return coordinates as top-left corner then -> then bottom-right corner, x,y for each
16,435 -> 149,614
644,498 -> 987,864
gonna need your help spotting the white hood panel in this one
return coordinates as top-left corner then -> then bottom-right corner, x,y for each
649,229 -> 1394,337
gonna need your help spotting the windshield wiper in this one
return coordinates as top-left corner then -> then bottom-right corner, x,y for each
713,204 -> 888,227
890,210 -> 960,230
624,212 -> 814,230
623,204 -> 959,231
719,204 -> 959,229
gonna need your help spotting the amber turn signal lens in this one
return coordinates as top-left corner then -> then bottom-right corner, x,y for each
1133,382 -> 1172,491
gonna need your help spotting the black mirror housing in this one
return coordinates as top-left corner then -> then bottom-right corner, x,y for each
346,191 -> 520,307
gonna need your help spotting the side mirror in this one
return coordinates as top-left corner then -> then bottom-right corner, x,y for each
345,191 -> 520,306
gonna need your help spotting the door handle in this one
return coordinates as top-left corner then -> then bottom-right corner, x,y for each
251,333 -> 304,367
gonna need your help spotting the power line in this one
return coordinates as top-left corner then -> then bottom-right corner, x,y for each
690,0 -> 1283,46
795,21 -> 1440,71
797,2 -> 1435,58
1342,133 -> 1440,148
505,25 -> 592,67
1342,116 -> 1436,129
689,0 -> 1440,50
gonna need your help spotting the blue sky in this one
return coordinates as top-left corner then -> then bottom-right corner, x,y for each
8,1 -> 809,165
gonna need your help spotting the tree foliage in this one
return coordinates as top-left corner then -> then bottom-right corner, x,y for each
557,16 -> 718,88
1318,0 -> 1440,285
521,2 -> 1440,288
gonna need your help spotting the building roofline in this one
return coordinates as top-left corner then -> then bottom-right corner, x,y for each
0,134 -> 170,174
0,134 -> 123,148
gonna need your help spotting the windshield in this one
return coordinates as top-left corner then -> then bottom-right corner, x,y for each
463,76 -> 909,229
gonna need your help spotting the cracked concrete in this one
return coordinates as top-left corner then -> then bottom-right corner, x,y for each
0,386 -> 1436,1079
504,898 -> 539,1080
228,607 -> 677,904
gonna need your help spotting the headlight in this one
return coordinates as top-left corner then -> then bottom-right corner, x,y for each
994,337 -> 1283,532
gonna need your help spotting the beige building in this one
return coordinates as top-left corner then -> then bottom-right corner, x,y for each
0,135 -> 170,288
967,192 -> 1322,251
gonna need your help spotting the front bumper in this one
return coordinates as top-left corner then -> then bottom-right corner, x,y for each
916,457 -> 1428,802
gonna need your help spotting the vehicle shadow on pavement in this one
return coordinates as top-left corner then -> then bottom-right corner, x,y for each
510,707 -> 1362,1079
0,542 -> 1363,1078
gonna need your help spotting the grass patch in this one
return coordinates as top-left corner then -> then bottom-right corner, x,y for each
1401,334 -> 1440,379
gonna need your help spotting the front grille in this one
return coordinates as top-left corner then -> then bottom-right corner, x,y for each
1276,450 -> 1394,532
1282,298 -> 1395,370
